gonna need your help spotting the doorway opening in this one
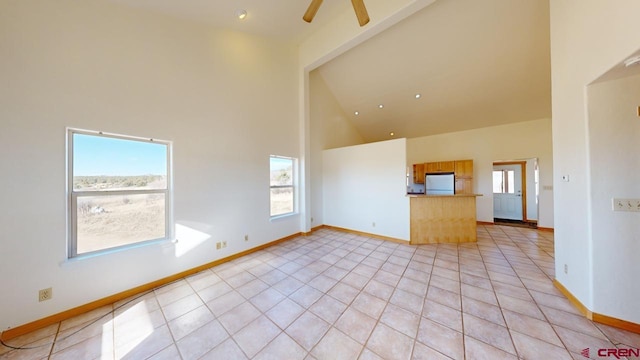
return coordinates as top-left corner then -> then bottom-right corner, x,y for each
492,159 -> 539,228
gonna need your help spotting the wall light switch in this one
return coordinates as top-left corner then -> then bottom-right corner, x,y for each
561,175 -> 570,182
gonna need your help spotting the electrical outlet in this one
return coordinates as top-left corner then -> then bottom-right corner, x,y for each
311,217 -> 314,223
612,198 -> 640,212
372,222 -> 376,227
216,242 -> 221,250
564,264 -> 568,274
222,241 -> 227,248
244,235 -> 249,241
39,288 -> 52,302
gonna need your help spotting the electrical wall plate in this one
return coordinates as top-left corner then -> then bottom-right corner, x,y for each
612,198 -> 640,212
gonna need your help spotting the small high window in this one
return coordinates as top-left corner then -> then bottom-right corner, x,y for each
493,170 -> 515,194
68,129 -> 172,257
270,155 -> 295,217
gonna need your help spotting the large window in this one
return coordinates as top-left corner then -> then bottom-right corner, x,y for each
68,129 -> 171,257
270,155 -> 295,217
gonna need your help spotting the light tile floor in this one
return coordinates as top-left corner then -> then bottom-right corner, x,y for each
2,225 -> 639,359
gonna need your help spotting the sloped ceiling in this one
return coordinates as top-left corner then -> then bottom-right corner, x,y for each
105,0 -> 552,143
315,0 -> 552,142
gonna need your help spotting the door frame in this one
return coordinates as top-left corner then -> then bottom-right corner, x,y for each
492,161 -> 527,221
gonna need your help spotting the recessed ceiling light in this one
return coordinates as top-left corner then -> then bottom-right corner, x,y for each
415,94 -> 421,99
235,9 -> 247,20
378,104 -> 384,109
354,111 -> 359,115
390,132 -> 395,136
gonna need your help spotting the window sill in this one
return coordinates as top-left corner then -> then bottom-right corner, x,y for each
269,212 -> 299,222
63,238 -> 173,264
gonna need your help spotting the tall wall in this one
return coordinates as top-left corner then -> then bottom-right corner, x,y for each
0,0 -> 299,330
587,75 -> 640,323
308,71 -> 364,228
323,139 -> 410,240
550,0 -> 640,323
407,119 -> 554,227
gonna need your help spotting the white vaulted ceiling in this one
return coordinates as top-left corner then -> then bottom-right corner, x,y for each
106,0 -> 552,143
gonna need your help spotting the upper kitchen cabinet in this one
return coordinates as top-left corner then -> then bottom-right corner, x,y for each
454,160 -> 474,179
413,163 -> 425,184
425,161 -> 455,173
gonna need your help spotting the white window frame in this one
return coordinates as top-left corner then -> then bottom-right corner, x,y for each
67,128 -> 173,258
269,155 -> 296,218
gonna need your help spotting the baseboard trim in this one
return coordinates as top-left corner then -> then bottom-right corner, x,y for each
537,227 -> 554,232
322,225 -> 408,244
553,279 -> 640,334
0,232 -> 303,341
477,221 -> 494,226
303,225 -> 326,236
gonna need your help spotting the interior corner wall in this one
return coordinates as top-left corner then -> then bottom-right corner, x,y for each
550,0 -> 640,321
406,119 -> 554,228
322,139 -> 410,240
309,70 -> 364,228
0,0 -> 299,330
587,75 -> 640,323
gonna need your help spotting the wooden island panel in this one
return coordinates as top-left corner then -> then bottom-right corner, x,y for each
410,195 -> 478,244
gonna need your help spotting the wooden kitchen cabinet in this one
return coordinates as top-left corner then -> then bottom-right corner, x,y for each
413,163 -> 425,184
455,178 -> 473,194
454,160 -> 474,178
425,161 -> 455,173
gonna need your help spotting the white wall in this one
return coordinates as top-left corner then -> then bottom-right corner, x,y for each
323,139 -> 410,240
309,71 -> 364,228
587,75 -> 640,323
407,119 -> 554,227
0,0 -> 299,330
550,0 -> 640,321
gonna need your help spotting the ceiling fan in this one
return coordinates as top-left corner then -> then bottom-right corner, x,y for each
303,0 -> 370,27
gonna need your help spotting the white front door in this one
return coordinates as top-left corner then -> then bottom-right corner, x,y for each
493,163 -> 523,220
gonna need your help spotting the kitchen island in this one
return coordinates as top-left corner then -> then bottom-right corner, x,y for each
408,194 -> 482,244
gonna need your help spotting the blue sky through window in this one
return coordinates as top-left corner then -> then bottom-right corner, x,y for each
73,133 -> 167,176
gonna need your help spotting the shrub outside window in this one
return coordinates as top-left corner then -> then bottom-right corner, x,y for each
68,129 -> 172,257
270,155 -> 295,217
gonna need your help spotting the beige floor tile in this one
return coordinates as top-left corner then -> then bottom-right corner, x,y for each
373,270 -> 401,287
266,298 -> 305,330
176,319 -> 228,360
327,283 -> 360,305
115,324 -> 174,360
52,314 -> 113,354
197,281 -> 233,303
422,299 -> 463,332
200,338 -> 248,360
595,323 -> 640,347
351,292 -> 387,319
529,291 -> 581,315
334,308 -> 377,344
359,348 -> 384,360
362,280 -> 395,301
426,286 -> 461,311
249,288 -> 286,312
502,310 -> 563,347
254,332 -> 307,360
226,271 -> 257,288
462,314 -> 515,355
167,305 -> 215,341
462,296 -> 506,326
464,335 -> 517,360
161,293 -> 203,322
461,283 -> 498,305
510,331 -> 572,360
411,341 -> 451,360
366,323 -> 414,360
290,285 -> 324,308
390,289 -> 424,315
0,335 -> 56,360
553,325 -> 616,355
232,316 -> 281,358
155,284 -> 194,307
147,344 -> 180,360
496,292 -> 545,320
218,301 -> 262,334
380,303 -> 421,338
308,274 -> 338,293
311,328 -> 362,360
416,318 -> 464,360
309,295 -> 348,324
285,312 -> 330,351
272,276 -> 305,296
237,279 -> 270,299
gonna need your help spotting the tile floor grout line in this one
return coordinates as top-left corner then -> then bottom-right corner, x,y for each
486,225 -> 576,358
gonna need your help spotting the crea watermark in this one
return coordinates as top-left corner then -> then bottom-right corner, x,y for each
581,347 -> 640,359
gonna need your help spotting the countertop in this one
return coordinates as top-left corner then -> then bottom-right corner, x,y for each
406,193 -> 483,197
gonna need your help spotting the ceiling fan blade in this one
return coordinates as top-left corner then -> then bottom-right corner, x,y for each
303,0 -> 323,23
351,0 -> 370,26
